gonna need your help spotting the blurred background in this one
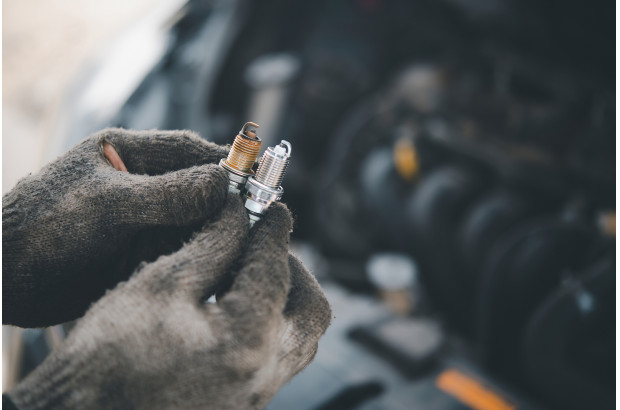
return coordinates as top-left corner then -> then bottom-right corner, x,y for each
3,0 -> 616,409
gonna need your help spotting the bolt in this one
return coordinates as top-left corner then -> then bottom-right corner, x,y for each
219,122 -> 262,195
244,140 -> 291,227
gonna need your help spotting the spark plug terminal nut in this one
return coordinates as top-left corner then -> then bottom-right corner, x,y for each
219,122 -> 262,194
245,140 -> 291,227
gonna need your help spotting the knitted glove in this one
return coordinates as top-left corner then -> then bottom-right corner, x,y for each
7,197 -> 332,410
3,128 -> 230,328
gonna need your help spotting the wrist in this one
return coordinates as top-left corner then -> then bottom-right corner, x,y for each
7,342 -> 119,410
8,352 -> 81,410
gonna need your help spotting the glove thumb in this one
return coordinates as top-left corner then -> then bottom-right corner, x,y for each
107,163 -> 229,227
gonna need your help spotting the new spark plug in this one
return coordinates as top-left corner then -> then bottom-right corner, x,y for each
219,122 -> 262,195
244,140 -> 291,227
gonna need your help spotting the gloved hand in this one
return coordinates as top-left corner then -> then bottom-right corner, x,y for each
3,128 -> 230,327
7,197 -> 332,410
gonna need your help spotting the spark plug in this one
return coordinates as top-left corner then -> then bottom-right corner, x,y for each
244,140 -> 291,227
219,122 -> 262,195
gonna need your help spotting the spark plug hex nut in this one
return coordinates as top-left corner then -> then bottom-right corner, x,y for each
219,160 -> 252,195
245,180 -> 283,224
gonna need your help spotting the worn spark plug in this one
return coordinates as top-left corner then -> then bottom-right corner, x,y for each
219,122 -> 262,195
244,140 -> 291,227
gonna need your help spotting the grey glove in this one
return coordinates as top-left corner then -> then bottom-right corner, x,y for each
3,128 -> 229,327
7,197 -> 332,410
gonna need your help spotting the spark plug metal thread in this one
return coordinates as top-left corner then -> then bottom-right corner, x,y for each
244,140 -> 291,227
219,122 -> 262,195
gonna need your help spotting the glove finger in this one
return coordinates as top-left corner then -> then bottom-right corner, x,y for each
106,163 -> 229,227
217,202 -> 293,326
283,254 -> 332,337
133,195 -> 249,301
96,128 -> 228,175
278,255 -> 332,376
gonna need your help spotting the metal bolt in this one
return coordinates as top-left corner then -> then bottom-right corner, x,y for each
219,122 -> 262,195
245,140 -> 291,227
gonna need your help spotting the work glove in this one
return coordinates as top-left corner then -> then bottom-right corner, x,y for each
3,128 -> 230,327
7,197 -> 332,410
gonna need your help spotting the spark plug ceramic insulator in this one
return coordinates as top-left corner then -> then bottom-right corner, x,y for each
219,122 -> 262,195
244,140 -> 291,227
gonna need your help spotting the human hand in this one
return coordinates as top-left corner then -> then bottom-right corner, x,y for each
3,128 -> 229,327
7,197 -> 332,410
